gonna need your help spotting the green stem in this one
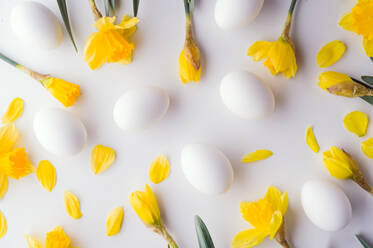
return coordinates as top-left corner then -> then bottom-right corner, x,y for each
89,0 -> 102,21
133,0 -> 140,17
183,0 -> 190,16
0,52 -> 18,67
158,225 -> 179,248
288,0 -> 297,15
281,0 -> 298,40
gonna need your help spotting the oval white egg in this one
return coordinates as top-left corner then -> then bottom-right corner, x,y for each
181,144 -> 234,195
34,108 -> 87,156
220,71 -> 275,120
11,1 -> 63,50
301,180 -> 352,231
215,0 -> 264,30
113,86 -> 169,131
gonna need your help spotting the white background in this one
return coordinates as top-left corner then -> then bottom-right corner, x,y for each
0,0 -> 373,247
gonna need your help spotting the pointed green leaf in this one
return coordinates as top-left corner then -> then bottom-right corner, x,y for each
362,76 -> 373,87
104,0 -> 110,16
356,235 -> 373,248
56,0 -> 78,52
133,0 -> 140,17
370,57 -> 373,62
189,0 -> 195,13
195,215 -> 215,248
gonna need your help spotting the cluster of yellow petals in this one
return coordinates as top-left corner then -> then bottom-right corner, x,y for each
316,40 -> 346,68
339,0 -> 373,57
231,186 -> 288,248
84,15 -> 139,70
247,38 -> 297,79
305,126 -> 320,153
129,184 -> 161,227
41,77 -> 80,108
322,147 -> 355,179
343,111 -> 368,137
25,226 -> 72,248
149,155 -> 170,184
64,191 -> 83,219
90,145 -> 116,175
241,150 -> 273,163
1,98 -> 24,124
106,206 -> 124,236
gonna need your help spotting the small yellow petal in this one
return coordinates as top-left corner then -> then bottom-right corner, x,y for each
241,150 -> 273,163
363,38 -> 373,57
305,126 -> 320,153
0,210 -> 6,239
90,145 -> 116,175
149,155 -> 170,184
106,206 -> 124,236
231,229 -> 267,248
36,160 -> 56,192
0,124 -> 19,154
268,210 -> 283,239
343,111 -> 368,137
25,235 -> 42,248
2,98 -> 24,124
64,191 -> 82,219
0,174 -> 8,200
361,138 -> 373,159
316,40 -> 346,68
45,226 -> 71,248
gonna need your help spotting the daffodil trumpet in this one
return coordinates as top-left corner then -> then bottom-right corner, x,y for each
247,0 -> 298,78
179,0 -> 201,84
0,52 -> 80,107
129,184 -> 179,248
323,147 -> 373,196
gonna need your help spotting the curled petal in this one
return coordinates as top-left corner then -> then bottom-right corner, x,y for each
149,155 -> 170,184
305,126 -> 320,153
64,191 -> 82,219
36,160 -> 57,192
106,206 -> 124,236
2,98 -> 24,124
316,40 -> 346,68
343,111 -> 368,137
90,145 -> 116,175
241,150 -> 273,163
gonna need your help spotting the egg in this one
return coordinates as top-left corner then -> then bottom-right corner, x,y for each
181,144 -> 234,195
215,0 -> 264,30
113,86 -> 170,131
34,108 -> 87,156
11,1 -> 63,50
301,180 -> 352,231
220,71 -> 275,120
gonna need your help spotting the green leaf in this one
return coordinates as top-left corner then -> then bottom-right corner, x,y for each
189,0 -> 195,13
104,0 -> 110,16
195,215 -> 215,248
109,0 -> 116,10
362,76 -> 373,87
133,0 -> 140,17
357,235 -> 373,248
370,57 -> 373,62
56,0 -> 78,52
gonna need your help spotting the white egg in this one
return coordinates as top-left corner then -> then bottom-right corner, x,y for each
113,86 -> 169,131
34,108 -> 87,156
301,180 -> 352,231
220,71 -> 275,120
11,1 -> 63,50
181,144 -> 234,195
215,0 -> 264,30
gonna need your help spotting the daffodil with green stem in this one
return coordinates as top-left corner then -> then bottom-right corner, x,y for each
0,52 -> 80,107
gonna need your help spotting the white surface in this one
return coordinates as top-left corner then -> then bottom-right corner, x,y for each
0,0 -> 373,247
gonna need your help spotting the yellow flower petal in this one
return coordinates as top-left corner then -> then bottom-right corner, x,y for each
231,229 -> 267,248
0,210 -> 6,239
64,191 -> 82,219
322,147 -> 354,179
305,126 -> 320,153
361,138 -> 373,159
41,77 -> 80,108
241,150 -> 273,163
2,98 -> 24,124
318,71 -> 353,91
268,210 -> 283,239
247,41 -> 272,61
45,226 -> 71,248
264,186 -> 288,216
106,206 -> 124,236
343,111 -> 368,137
0,148 -> 34,179
129,184 -> 161,227
363,38 -> 373,57
25,235 -> 42,248
36,160 -> 56,192
0,124 -> 19,154
179,49 -> 201,84
0,174 -> 8,199
339,13 -> 356,33
149,155 -> 170,184
90,145 -> 116,175
240,199 -> 273,229
316,40 -> 346,68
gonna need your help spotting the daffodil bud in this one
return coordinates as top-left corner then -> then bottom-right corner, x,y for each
327,81 -> 373,97
40,77 -> 80,107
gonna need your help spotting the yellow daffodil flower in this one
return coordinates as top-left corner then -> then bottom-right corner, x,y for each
323,147 -> 373,195
231,186 -> 291,248
84,1 -> 139,70
129,184 -> 179,248
318,71 -> 373,97
25,226 -> 75,248
339,0 -> 373,57
1,98 -> 24,124
316,40 -> 346,68
305,126 -> 320,153
343,111 -> 368,137
179,0 -> 202,83
247,0 -> 298,79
